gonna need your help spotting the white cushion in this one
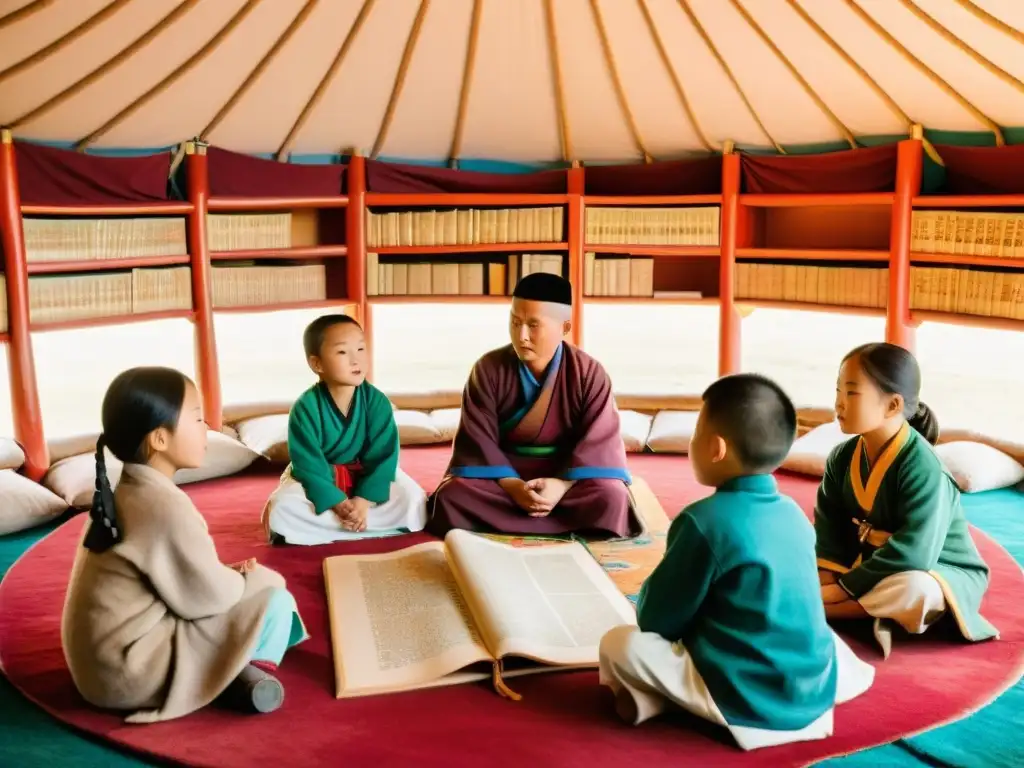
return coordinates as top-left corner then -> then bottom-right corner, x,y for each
939,428 -> 1024,465
646,411 -> 699,454
618,410 -> 652,453
781,420 -> 849,476
395,410 -> 443,445
43,431 -> 259,509
0,469 -> 68,535
236,413 -> 290,463
430,408 -> 462,442
934,441 -> 1024,493
0,438 -> 25,470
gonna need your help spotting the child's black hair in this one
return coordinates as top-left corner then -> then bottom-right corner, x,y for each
86,367 -> 191,554
302,314 -> 362,359
701,373 -> 797,474
843,342 -> 939,444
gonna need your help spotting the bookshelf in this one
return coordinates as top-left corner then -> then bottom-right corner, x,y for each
2,128 -> 1023,479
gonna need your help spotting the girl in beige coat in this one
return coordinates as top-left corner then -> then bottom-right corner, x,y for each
62,367 -> 307,722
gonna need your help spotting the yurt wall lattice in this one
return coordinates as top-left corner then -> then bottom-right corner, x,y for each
2,130 -> 1024,481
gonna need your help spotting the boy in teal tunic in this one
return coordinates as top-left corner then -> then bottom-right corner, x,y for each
599,374 -> 874,751
817,343 -> 997,656
262,315 -> 427,545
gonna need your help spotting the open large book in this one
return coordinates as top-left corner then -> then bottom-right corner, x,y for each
323,529 -> 637,699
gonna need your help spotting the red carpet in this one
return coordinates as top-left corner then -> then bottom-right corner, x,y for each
1,448 -> 1022,768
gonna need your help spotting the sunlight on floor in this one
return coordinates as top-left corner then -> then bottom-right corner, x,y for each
0,304 -> 1019,442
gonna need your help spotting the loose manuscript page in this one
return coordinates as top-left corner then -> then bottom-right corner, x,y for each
324,541 -> 493,698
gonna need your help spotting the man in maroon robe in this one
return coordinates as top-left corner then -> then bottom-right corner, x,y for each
427,272 -> 637,538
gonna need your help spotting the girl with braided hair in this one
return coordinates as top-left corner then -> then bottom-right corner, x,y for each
62,367 -> 306,722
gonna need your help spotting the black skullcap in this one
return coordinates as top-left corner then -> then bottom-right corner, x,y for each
512,272 -> 572,306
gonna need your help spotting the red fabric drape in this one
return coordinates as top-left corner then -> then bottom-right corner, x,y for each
14,142 -> 170,205
206,146 -> 346,197
365,159 -> 567,194
583,156 -> 722,196
740,145 -> 898,194
930,143 -> 1024,195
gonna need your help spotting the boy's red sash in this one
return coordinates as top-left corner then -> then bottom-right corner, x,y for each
334,462 -> 363,496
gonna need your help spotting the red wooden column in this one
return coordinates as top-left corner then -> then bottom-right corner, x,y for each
566,161 -> 585,347
346,153 -> 369,377
184,142 -> 223,431
0,130 -> 48,479
718,147 -> 742,376
887,133 -> 923,350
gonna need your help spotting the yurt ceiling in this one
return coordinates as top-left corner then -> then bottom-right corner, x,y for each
1,0 -> 1023,164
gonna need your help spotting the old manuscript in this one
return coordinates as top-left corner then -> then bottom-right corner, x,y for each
323,529 -> 637,698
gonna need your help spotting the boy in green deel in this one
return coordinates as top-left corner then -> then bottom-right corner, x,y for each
262,314 -> 427,545
599,374 -> 875,751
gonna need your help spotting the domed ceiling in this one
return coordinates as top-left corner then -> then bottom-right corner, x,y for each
0,0 -> 1021,163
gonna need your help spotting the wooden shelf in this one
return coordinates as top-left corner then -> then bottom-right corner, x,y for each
26,255 -> 191,274
213,299 -> 352,314
585,245 -> 719,257
584,296 -> 717,305
208,196 -> 349,212
369,295 -> 510,304
30,309 -> 193,333
736,248 -> 889,262
365,193 -> 569,207
583,195 -> 722,206
210,245 -> 347,262
373,242 -> 567,256
912,195 -> 1024,208
911,310 -> 1024,331
21,202 -> 194,216
740,193 -> 894,208
735,299 -> 886,318
909,253 -> 1024,270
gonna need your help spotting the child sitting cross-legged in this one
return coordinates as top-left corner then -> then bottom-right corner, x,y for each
263,313 -> 428,545
599,373 -> 875,751
62,367 -> 307,722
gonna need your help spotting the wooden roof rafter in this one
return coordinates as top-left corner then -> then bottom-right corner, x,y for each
202,0 -> 320,143
543,0 -> 573,163
8,0 -> 199,129
0,0 -> 52,32
730,0 -> 857,150
279,0 -> 376,161
844,0 -> 1004,145
953,0 -> 1024,46
371,0 -> 432,159
0,0 -> 133,85
74,0 -> 262,151
676,0 -> 784,153
636,0 -> 713,153
447,0 -> 482,167
588,0 -> 653,163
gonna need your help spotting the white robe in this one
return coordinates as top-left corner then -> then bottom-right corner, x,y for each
263,467 -> 428,545
598,626 -> 875,751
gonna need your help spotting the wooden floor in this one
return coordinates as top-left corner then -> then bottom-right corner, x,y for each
1,303 -> 1022,442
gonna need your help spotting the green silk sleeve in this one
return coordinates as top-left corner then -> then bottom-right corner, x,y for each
287,396 -> 345,514
636,511 -> 717,641
814,444 -> 859,573
351,388 -> 400,504
838,456 -> 954,599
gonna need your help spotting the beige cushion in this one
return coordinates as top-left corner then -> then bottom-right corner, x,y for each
236,413 -> 290,463
618,410 -> 652,453
0,437 -> 25,470
781,420 -> 850,476
395,410 -> 443,445
430,408 -> 462,442
43,431 -> 259,509
646,411 -> 699,454
934,441 -> 1024,493
0,469 -> 68,535
49,433 -> 101,463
